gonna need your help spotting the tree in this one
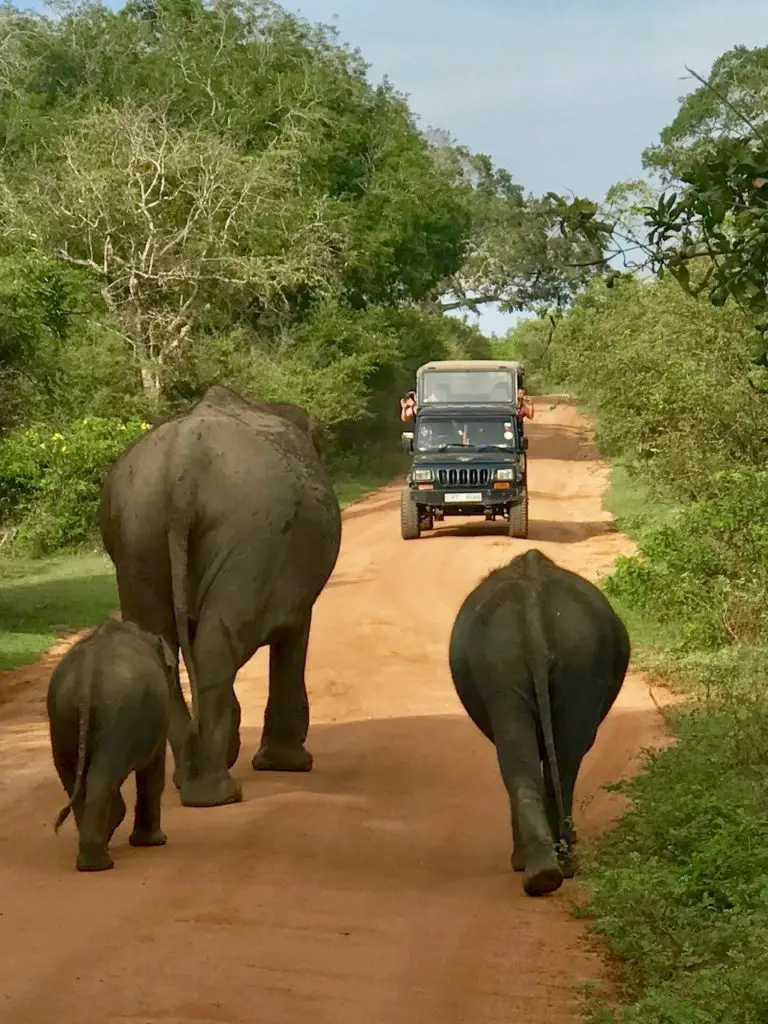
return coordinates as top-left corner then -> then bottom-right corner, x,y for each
539,47 -> 768,380
642,46 -> 768,182
636,53 -> 768,370
7,101 -> 348,401
423,131 -> 609,315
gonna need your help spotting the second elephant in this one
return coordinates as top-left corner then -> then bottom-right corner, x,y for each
99,386 -> 342,809
448,548 -> 630,897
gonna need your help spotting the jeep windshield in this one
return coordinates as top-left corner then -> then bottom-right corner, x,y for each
415,418 -> 517,452
420,369 -> 515,404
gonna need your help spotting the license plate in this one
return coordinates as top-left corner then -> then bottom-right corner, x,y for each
444,491 -> 483,503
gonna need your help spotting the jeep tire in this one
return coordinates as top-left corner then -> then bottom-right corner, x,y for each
401,488 -> 421,540
508,488 -> 529,539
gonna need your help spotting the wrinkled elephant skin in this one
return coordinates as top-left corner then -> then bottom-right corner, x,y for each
448,548 -> 630,897
46,619 -> 173,872
99,386 -> 342,809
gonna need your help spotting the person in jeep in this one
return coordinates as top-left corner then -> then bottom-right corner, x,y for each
517,388 -> 534,421
400,391 -> 418,422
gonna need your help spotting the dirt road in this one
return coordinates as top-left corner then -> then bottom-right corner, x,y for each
0,397 -> 667,1024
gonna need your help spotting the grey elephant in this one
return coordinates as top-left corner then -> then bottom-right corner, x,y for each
47,618 -> 174,872
448,548 -> 630,897
99,385 -> 342,809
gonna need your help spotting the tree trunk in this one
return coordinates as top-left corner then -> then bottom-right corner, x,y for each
139,363 -> 162,407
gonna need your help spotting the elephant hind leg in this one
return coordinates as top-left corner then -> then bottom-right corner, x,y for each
130,745 -> 168,848
177,612 -> 243,809
76,759 -> 124,871
227,690 -> 242,770
252,615 -> 313,773
490,698 -> 562,897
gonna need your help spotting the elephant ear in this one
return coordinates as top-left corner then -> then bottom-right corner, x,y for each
157,636 -> 178,679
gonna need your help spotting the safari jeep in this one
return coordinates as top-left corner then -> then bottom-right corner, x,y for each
400,403 -> 529,540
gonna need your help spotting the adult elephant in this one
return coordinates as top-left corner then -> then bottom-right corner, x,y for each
99,386 -> 342,808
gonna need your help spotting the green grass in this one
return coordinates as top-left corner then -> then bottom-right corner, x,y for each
0,460 -> 404,673
333,469 -> 401,508
0,550 -> 118,671
576,460 -> 768,1024
601,462 -> 680,536
599,462 -> 687,663
329,446 -> 407,508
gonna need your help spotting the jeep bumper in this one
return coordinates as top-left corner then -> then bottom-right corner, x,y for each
408,486 -> 523,511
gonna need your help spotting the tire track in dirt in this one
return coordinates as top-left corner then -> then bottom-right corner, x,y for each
0,396 -> 668,1023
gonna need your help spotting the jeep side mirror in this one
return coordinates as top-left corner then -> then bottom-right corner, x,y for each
401,431 -> 414,453
523,437 -> 529,451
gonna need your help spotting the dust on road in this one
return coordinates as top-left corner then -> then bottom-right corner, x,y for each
0,396 -> 667,1024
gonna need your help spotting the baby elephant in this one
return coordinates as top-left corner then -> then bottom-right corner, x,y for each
449,548 -> 630,898
47,618 -> 175,872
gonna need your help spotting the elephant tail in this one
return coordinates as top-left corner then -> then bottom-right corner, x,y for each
168,518 -> 201,735
523,558 -> 567,842
53,642 -> 94,833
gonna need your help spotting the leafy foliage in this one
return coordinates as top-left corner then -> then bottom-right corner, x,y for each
507,252 -> 768,1022
641,47 -> 768,183
0,416 -> 150,553
510,274 -> 768,496
544,49 -> 768,372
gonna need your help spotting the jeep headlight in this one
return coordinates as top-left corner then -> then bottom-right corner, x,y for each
495,468 -> 515,481
412,468 -> 434,482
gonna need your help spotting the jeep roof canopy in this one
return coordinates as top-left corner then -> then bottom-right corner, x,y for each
416,360 -> 524,407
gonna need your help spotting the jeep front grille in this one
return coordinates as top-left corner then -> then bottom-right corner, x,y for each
437,468 -> 490,487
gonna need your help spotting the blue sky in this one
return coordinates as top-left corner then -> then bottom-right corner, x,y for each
281,0 -> 768,335
24,0 -> 768,335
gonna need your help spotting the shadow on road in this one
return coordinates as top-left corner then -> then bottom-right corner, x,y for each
527,424 -> 598,462
422,519 -> 615,543
3,705 -> 663,883
527,520 -> 617,543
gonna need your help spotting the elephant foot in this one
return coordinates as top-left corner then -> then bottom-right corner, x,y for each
180,771 -> 243,808
77,842 -> 114,872
511,848 -> 526,872
523,849 -> 563,897
251,743 -> 313,773
129,828 -> 168,848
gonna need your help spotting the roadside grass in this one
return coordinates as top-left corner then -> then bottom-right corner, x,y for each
0,550 -> 117,671
329,447 -> 407,508
0,461 -> 405,673
577,461 -> 768,1023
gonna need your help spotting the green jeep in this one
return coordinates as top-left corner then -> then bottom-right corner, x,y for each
400,403 -> 529,540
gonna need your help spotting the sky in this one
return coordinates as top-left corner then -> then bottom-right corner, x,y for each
277,0 -> 768,336
22,0 -> 768,336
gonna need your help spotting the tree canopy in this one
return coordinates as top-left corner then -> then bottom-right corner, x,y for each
0,0 -> 603,434
542,46 -> 768,375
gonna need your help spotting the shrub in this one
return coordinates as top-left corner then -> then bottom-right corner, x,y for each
605,468 -> 768,651
0,416 -> 150,554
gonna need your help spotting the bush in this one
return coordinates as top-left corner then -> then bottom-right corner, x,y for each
605,468 -> 768,651
582,700 -> 768,1024
508,271 -> 768,1022
0,416 -> 151,554
507,275 -> 768,499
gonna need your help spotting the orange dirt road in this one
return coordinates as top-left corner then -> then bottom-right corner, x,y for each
0,397 -> 668,1024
